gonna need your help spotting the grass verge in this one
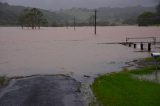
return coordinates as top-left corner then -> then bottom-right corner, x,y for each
0,76 -> 7,86
91,67 -> 160,106
130,66 -> 159,75
145,57 -> 160,62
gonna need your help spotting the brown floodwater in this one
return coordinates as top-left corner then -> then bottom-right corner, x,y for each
0,26 -> 160,77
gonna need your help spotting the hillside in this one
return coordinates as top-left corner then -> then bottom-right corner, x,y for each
0,2 -> 156,26
57,6 -> 156,25
0,2 -> 24,25
0,2 -> 71,26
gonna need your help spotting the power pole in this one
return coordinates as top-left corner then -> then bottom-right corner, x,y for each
94,10 -> 97,35
74,16 -> 76,30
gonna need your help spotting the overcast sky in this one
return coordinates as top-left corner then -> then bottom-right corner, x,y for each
1,0 -> 160,10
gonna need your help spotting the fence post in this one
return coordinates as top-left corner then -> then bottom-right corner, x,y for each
140,43 -> 143,50
134,44 -> 136,48
154,37 -> 156,44
148,43 -> 151,52
126,37 -> 128,43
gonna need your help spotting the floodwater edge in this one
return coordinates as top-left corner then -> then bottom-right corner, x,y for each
0,57 -> 159,106
91,57 -> 160,106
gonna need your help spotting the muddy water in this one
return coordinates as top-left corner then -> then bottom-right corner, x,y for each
0,26 -> 160,77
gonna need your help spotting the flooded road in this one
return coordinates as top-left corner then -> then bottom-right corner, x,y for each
0,26 -> 160,105
0,75 -> 85,106
0,26 -> 160,77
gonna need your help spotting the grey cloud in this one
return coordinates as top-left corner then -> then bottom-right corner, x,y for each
3,0 -> 160,10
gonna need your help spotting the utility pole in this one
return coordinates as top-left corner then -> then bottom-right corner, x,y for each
94,10 -> 97,35
74,16 -> 76,30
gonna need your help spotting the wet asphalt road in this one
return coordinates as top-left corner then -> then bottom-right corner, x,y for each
0,75 -> 85,106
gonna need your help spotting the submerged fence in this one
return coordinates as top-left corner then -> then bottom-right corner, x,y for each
123,37 -> 160,52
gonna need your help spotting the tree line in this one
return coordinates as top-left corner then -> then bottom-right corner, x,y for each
137,3 -> 160,26
19,8 -> 48,29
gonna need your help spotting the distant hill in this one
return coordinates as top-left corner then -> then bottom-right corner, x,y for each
0,2 -> 24,25
56,6 -> 156,25
0,2 -> 156,26
0,2 -> 71,26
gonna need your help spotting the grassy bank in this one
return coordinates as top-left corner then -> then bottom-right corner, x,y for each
92,66 -> 160,106
144,57 -> 160,62
0,76 -> 7,85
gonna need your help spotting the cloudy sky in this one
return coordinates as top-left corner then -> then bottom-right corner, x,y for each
1,0 -> 160,10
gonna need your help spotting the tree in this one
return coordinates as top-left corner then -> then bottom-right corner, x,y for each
51,21 -> 58,27
30,8 -> 44,29
156,2 -> 160,16
19,8 -> 48,29
41,18 -> 48,27
88,15 -> 95,26
137,2 -> 160,26
155,2 -> 160,25
137,12 -> 156,26
18,14 -> 25,29
18,9 -> 30,28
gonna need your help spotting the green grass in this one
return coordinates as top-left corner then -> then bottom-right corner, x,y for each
130,66 -> 159,75
91,68 -> 160,106
145,57 -> 160,62
0,76 -> 7,85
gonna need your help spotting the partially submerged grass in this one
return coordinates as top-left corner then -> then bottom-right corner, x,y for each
130,66 -> 159,75
145,57 -> 160,62
91,67 -> 160,106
